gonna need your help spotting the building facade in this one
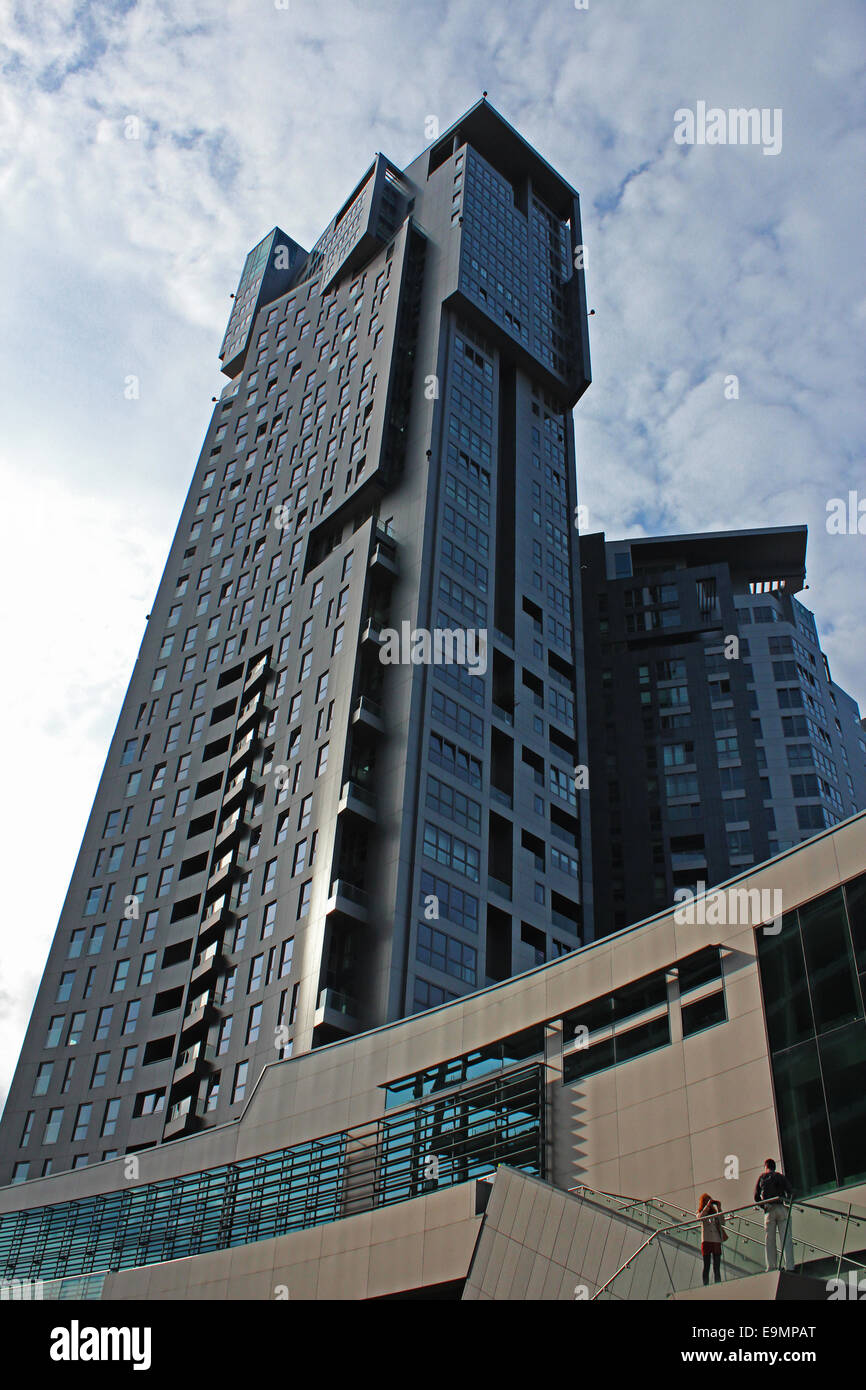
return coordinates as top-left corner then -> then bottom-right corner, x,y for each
0,814 -> 863,1300
0,101 -> 593,1186
580,528 -> 866,936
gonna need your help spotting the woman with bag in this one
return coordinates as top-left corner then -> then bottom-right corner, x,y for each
697,1192 -> 727,1286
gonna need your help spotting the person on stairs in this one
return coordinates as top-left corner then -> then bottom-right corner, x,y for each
697,1192 -> 726,1286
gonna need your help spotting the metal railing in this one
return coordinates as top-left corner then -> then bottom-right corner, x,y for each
571,1183 -> 866,1278
574,1190 -> 866,1300
0,1066 -> 545,1289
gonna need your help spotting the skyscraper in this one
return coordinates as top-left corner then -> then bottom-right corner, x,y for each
580,526 -> 866,935
0,100 -> 592,1185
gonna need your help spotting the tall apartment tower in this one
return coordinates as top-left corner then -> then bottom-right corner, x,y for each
580,526 -> 866,936
0,101 -> 592,1185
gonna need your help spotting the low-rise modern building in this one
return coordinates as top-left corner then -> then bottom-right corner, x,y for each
579,527 -> 866,936
1,812 -> 863,1300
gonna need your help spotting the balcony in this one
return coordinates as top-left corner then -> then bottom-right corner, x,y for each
671,851 -> 708,872
243,655 -> 270,698
206,851 -> 236,894
368,535 -> 398,577
326,879 -> 370,922
360,618 -> 386,648
490,786 -> 513,810
492,704 -> 514,727
180,991 -> 221,1042
199,891 -> 235,934
173,1041 -> 216,1087
338,780 -> 377,822
228,728 -> 258,773
314,988 -> 360,1036
488,875 -> 513,901
214,809 -> 243,851
222,766 -> 252,811
235,691 -> 263,738
163,1094 -> 203,1141
190,944 -> 225,990
352,696 -> 385,733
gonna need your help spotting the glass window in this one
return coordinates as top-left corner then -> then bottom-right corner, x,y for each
677,946 -> 722,995
94,1006 -> 114,1040
66,1013 -> 86,1047
773,1039 -> 836,1195
101,1099 -> 121,1137
33,1062 -> 53,1096
818,1021 -> 866,1187
563,1036 -> 615,1084
681,991 -> 727,1038
232,1061 -> 248,1103
844,871 -> 866,979
91,1053 -> 110,1087
756,913 -> 814,1052
44,1109 -> 64,1144
798,888 -> 860,1034
56,972 -> 75,1003
72,1103 -> 92,1142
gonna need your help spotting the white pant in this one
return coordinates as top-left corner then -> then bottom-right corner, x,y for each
764,1204 -> 794,1271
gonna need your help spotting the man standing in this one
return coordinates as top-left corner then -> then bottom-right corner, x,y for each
754,1158 -> 795,1271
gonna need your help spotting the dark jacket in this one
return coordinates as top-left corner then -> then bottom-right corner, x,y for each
754,1170 -> 793,1205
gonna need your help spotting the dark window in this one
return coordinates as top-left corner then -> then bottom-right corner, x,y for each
798,888 -> 860,1034
612,971 -> 668,1023
615,1013 -> 670,1064
818,1021 -> 866,1187
681,991 -> 727,1038
772,1039 -> 835,1195
756,912 -> 814,1052
563,1036 -> 615,1084
678,945 -> 722,995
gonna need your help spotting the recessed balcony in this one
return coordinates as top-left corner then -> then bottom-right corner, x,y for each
180,993 -> 221,1042
163,1095 -> 203,1141
206,852 -> 236,894
189,944 -> 226,990
242,655 -> 270,698
326,879 -> 370,922
228,729 -> 258,772
235,691 -> 264,738
214,809 -> 243,851
352,696 -> 385,733
222,766 -> 252,811
368,542 -> 398,577
314,988 -> 360,1036
338,780 -> 377,822
173,1041 -> 216,1088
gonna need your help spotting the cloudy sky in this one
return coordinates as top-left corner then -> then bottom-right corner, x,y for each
1,0 -> 864,1108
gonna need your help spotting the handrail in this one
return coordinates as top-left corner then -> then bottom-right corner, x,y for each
570,1182 -> 866,1231
589,1198 -> 866,1301
570,1187 -> 768,1261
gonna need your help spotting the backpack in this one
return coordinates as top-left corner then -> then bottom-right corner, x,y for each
759,1171 -> 790,1203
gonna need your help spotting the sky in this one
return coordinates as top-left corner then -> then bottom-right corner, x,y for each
0,0 -> 864,1109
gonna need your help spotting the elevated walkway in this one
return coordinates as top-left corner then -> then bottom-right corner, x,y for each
463,1171 -> 866,1300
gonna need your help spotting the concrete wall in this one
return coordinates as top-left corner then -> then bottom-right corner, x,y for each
1,815 -> 863,1246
